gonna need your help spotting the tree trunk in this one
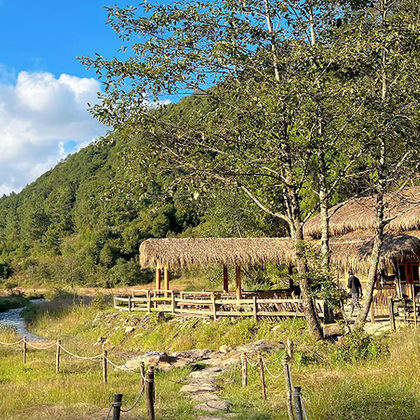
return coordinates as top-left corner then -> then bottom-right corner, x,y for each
293,223 -> 323,339
318,149 -> 330,270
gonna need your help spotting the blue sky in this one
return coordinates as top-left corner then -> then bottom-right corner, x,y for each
0,1 -> 129,195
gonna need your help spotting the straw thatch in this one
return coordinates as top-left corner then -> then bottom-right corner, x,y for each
305,186 -> 420,237
139,237 -> 296,269
139,232 -> 420,273
327,231 -> 420,272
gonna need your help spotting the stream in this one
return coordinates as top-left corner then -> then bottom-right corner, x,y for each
0,299 -> 47,342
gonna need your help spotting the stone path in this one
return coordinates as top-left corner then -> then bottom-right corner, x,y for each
123,340 -> 284,419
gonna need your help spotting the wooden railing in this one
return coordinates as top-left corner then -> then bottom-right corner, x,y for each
114,290 -> 328,321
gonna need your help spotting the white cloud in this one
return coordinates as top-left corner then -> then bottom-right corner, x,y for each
0,70 -> 106,196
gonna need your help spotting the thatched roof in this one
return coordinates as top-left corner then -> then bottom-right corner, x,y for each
327,231 -> 420,272
139,237 -> 296,269
305,186 -> 420,237
139,232 -> 420,272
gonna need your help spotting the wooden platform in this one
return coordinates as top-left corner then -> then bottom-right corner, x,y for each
113,289 -> 330,321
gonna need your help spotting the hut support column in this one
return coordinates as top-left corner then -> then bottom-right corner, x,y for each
236,265 -> 242,300
223,265 -> 229,293
164,265 -> 170,297
155,266 -> 162,291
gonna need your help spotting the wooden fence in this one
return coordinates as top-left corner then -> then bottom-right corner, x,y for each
388,296 -> 420,329
114,289 -> 331,322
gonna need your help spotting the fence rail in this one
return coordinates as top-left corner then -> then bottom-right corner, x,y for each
114,290 -> 329,321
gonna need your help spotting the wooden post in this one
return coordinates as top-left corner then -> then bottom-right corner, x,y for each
223,265 -> 229,293
388,296 -> 396,330
171,291 -> 176,314
241,354 -> 248,387
140,362 -> 145,387
164,265 -> 170,297
286,339 -> 294,360
23,336 -> 27,364
145,366 -> 155,420
56,339 -> 61,374
414,297 -> 418,329
211,293 -> 217,320
155,266 -> 162,291
370,303 -> 375,323
147,291 -> 152,314
258,352 -> 267,400
103,350 -> 108,384
236,265 -> 242,300
112,393 -> 123,420
128,295 -> 132,312
282,357 -> 294,420
293,386 -> 304,420
253,296 -> 258,322
323,301 -> 334,324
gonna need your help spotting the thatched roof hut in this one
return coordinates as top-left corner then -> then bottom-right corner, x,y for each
327,231 -> 420,272
140,237 -> 296,270
305,186 -> 420,237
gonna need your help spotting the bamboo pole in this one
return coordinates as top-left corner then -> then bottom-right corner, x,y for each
253,296 -> 258,322
388,296 -> 396,330
293,386 -> 304,420
155,266 -> 162,291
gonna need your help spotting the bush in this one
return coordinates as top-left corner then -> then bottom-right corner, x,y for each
333,328 -> 389,363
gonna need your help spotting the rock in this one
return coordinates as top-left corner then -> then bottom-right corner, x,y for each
172,348 -> 213,360
219,345 -> 232,354
124,327 -> 135,333
236,339 -> 282,355
195,399 -> 230,412
323,323 -> 344,337
189,392 -> 221,402
180,383 -> 218,393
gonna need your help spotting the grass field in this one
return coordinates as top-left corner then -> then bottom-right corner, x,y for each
0,291 -> 419,419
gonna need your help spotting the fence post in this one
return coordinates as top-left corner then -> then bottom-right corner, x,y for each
145,365 -> 155,420
286,339 -> 294,360
323,301 -> 334,324
253,296 -> 258,322
293,386 -> 304,420
211,293 -> 217,321
241,354 -> 248,387
128,295 -> 132,312
23,336 -> 27,364
171,291 -> 176,315
282,357 -> 294,420
112,393 -> 123,420
56,339 -> 61,374
140,362 -> 145,387
388,296 -> 396,330
147,291 -> 152,314
258,352 -> 267,400
103,350 -> 108,384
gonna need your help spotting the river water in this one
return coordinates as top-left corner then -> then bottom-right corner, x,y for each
0,299 -> 47,342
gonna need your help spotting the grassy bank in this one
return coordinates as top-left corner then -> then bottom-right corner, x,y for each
1,293 -> 420,419
0,292 -> 43,313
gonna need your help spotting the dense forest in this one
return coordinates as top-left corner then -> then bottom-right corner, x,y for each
0,94 -> 285,287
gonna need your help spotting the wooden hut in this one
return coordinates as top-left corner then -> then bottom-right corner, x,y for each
305,187 -> 420,301
139,237 -> 297,299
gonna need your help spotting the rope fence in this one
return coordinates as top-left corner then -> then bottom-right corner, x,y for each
241,343 -> 308,420
0,335 -> 155,420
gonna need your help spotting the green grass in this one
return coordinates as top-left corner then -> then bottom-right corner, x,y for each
2,294 -> 420,419
0,293 -> 37,313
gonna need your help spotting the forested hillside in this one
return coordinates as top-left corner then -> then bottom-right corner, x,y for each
0,95 -> 283,287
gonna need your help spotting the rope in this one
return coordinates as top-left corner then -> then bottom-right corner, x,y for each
245,355 -> 259,368
27,341 -> 56,349
121,384 -> 145,412
59,345 -> 103,360
104,403 -> 114,420
0,338 -> 24,346
104,356 -> 138,373
262,356 -> 283,379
